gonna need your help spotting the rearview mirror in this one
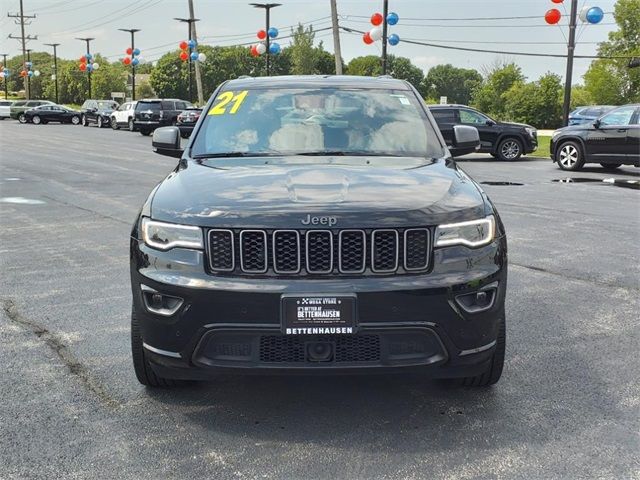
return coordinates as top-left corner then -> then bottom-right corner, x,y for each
452,125 -> 480,156
152,127 -> 183,158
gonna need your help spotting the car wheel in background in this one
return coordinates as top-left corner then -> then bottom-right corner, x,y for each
18,114 -> 27,124
140,129 -> 151,136
556,141 -> 585,171
71,115 -> 80,125
97,116 -> 104,128
600,163 -> 621,170
32,115 -> 41,125
496,137 -> 523,161
111,117 -> 119,130
82,115 -> 88,127
128,118 -> 135,132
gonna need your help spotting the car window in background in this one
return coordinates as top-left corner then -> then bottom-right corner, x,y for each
161,101 -> 175,110
460,109 -> 488,124
139,102 -> 161,111
13,101 -> 27,107
599,106 -> 636,126
431,109 -> 456,123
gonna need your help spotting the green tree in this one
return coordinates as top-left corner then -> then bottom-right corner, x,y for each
346,55 -> 381,76
149,50 -> 189,99
388,56 -> 423,90
471,62 -> 525,119
136,81 -> 155,99
421,64 -> 482,104
503,73 -> 563,128
288,24 -> 336,75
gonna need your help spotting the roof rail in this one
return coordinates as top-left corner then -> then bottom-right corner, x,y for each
237,75 -> 252,79
377,75 -> 394,79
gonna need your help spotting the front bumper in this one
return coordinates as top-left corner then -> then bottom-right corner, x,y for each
131,235 -> 507,378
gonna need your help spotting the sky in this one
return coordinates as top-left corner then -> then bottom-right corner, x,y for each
0,0 -> 621,83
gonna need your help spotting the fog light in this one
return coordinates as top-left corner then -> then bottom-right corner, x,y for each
455,283 -> 498,313
141,284 -> 183,316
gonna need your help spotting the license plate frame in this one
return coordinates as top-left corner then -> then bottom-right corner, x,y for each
280,294 -> 357,335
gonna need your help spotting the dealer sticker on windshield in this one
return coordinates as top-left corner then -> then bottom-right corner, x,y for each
281,295 -> 357,335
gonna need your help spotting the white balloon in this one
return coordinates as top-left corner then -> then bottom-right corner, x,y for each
198,52 -> 206,62
136,56 -> 145,64
51,74 -> 56,80
92,62 -> 100,70
579,5 -> 591,23
33,70 -> 41,77
256,42 -> 267,55
0,71 -> 4,78
370,26 -> 383,42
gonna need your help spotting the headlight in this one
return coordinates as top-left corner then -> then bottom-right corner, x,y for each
435,215 -> 495,248
141,217 -> 203,251
525,127 -> 537,138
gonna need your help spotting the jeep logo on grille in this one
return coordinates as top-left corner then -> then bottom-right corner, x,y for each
301,214 -> 337,226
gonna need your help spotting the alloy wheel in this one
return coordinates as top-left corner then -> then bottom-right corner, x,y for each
32,115 -> 41,125
98,117 -> 103,128
71,115 -> 80,125
559,144 -> 579,168
500,140 -> 521,160
18,114 -> 27,124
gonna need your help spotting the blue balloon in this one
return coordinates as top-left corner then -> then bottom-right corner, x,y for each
586,6 -> 604,24
3,68 -> 9,76
86,63 -> 93,72
190,51 -> 199,61
269,42 -> 281,54
133,48 -> 140,56
388,33 -> 400,46
27,70 -> 33,77
25,61 -> 32,68
85,53 -> 93,60
386,12 -> 399,25
131,58 -> 139,66
268,27 -> 279,39
187,39 -> 197,49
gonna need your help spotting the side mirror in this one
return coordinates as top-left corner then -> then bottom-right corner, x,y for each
593,119 -> 601,129
152,127 -> 183,158
452,125 -> 480,156
486,119 -> 496,126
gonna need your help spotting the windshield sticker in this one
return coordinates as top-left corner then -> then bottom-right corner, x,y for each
208,90 -> 249,116
392,94 -> 411,105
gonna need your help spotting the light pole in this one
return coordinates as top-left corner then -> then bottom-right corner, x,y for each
1,54 -> 8,100
174,17 -> 199,103
250,3 -> 281,76
26,49 -> 32,96
76,37 -> 94,99
119,28 -> 140,100
562,0 -> 578,126
44,43 -> 60,104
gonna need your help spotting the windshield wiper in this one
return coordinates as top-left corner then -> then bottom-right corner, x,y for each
192,152 -> 279,159
291,150 -> 414,157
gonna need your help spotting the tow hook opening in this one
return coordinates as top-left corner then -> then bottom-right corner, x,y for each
306,341 -> 335,362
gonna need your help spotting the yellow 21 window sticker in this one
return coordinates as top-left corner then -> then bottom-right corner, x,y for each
208,90 -> 249,115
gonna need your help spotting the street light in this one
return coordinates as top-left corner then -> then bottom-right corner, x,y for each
76,37 -> 95,99
249,3 -> 281,76
118,29 -> 140,101
44,43 -> 60,104
174,17 -> 199,103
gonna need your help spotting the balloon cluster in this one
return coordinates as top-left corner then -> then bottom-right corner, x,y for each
250,27 -> 280,57
20,61 -> 40,78
79,53 -> 99,72
363,11 -> 400,46
544,0 -> 603,25
178,39 -> 206,63
0,65 -> 10,79
123,47 -> 145,66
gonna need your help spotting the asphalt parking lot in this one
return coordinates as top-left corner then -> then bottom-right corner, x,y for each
1,121 -> 638,480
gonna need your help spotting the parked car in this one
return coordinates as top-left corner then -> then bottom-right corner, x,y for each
568,105 -> 615,126
551,104 -> 640,171
10,100 -> 55,123
130,75 -> 508,389
428,104 -> 537,160
80,99 -> 119,128
0,100 -> 14,119
23,104 -> 82,125
110,101 -> 137,131
176,107 -> 202,138
134,98 -> 192,136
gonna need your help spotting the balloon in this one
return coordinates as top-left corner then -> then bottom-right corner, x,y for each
132,58 -> 139,66
371,12 -> 383,26
79,63 -> 86,71
190,51 -> 198,61
126,47 -> 133,55
370,26 -> 383,41
586,6 -> 604,24
386,12 -> 399,25
257,29 -> 267,40
269,42 -> 281,54
579,6 -> 591,23
27,70 -> 33,77
250,45 -> 259,57
136,56 -> 145,64
180,51 -> 188,61
179,41 -> 188,50
51,74 -> 56,80
25,61 -> 32,68
268,27 -> 278,38
85,53 -> 92,60
363,32 -> 373,45
545,8 -> 561,24
187,39 -> 196,49
80,56 -> 87,63
86,64 -> 93,72
133,47 -> 140,56
551,0 -> 564,2
0,72 -> 4,78
256,43 -> 266,55
197,52 -> 206,62
388,33 -> 400,46
33,70 -> 40,76
20,69 -> 27,77
123,56 -> 131,65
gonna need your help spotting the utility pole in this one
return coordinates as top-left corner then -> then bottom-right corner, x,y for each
381,0 -> 389,75
76,37 -> 94,99
329,0 -> 343,74
187,0 -> 204,105
26,49 -> 31,96
44,43 -> 60,104
1,54 -> 8,99
118,29 -> 140,100
7,0 -> 37,99
174,17 -> 199,103
250,3 -> 281,76
562,0 -> 578,126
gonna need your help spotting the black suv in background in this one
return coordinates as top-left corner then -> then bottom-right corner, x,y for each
81,99 -> 119,128
429,105 -> 537,160
134,99 -> 192,136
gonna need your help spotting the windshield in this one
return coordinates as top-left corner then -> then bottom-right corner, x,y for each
97,101 -> 117,109
191,87 -> 445,159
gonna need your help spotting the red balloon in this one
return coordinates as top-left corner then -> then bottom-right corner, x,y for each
363,32 -> 374,45
371,12 -> 383,26
123,56 -> 132,65
80,56 -> 87,63
79,63 -> 87,71
250,45 -> 259,57
180,51 -> 189,61
126,47 -> 133,55
545,8 -> 562,24
20,70 -> 27,77
551,0 -> 564,3
179,41 -> 188,50
257,29 -> 267,40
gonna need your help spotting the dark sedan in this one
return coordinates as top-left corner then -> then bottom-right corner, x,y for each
23,105 -> 82,125
176,107 -> 202,138
551,104 -> 640,171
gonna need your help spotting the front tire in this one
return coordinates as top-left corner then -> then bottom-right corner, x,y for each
111,117 -> 119,130
71,115 -> 81,125
140,129 -> 151,136
496,138 -> 523,161
18,114 -> 27,124
556,141 -> 585,171
82,115 -> 88,127
32,115 -> 41,125
97,116 -> 104,128
131,305 -> 179,388
128,118 -> 135,132
461,318 -> 505,387
600,163 -> 621,170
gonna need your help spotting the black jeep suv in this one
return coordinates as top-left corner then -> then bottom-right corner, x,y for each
131,76 -> 507,388
134,98 -> 192,136
80,99 -> 119,128
429,104 -> 537,160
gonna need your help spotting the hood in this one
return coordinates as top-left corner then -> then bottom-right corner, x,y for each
499,121 -> 534,129
555,123 -> 591,134
150,157 -> 486,228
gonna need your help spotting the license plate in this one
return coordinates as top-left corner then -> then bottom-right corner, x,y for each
281,295 -> 357,335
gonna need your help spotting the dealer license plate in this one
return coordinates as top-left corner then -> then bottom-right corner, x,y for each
281,295 -> 357,335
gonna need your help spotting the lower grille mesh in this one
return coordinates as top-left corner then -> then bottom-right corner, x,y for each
259,335 -> 381,363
